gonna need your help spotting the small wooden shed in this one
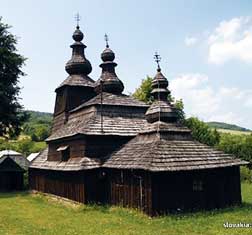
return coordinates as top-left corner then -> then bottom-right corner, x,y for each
0,150 -> 29,191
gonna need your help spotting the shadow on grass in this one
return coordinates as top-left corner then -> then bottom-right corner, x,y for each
0,190 -> 30,199
159,202 -> 252,220
80,203 -> 113,214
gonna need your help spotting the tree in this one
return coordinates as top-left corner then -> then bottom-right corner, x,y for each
133,76 -> 153,104
17,138 -> 34,157
217,133 -> 252,162
185,117 -> 220,146
23,123 -> 51,141
0,17 -> 27,138
132,76 -> 185,121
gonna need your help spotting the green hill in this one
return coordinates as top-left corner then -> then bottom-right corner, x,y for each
25,110 -> 53,125
22,111 -> 53,141
206,121 -> 251,132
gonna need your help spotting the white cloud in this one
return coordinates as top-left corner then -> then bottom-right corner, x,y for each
169,73 -> 252,128
208,17 -> 252,64
185,36 -> 198,46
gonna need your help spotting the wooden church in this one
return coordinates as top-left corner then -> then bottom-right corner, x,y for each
29,23 -> 247,215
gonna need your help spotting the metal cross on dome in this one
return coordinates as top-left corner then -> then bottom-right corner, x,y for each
154,52 -> 161,70
75,13 -> 81,27
104,34 -> 109,48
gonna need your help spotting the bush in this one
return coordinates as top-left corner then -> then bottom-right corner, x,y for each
217,133 -> 252,162
23,123 -> 50,141
240,166 -> 252,182
17,138 -> 34,157
184,117 -> 220,146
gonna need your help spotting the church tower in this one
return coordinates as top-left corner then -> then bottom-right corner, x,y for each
52,22 -> 95,133
94,34 -> 124,94
145,52 -> 178,123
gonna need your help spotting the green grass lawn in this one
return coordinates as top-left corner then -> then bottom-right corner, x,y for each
0,184 -> 252,235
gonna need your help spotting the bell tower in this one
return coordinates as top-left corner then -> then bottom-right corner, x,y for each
52,19 -> 95,133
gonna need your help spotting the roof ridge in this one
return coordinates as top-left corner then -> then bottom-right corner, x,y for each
70,92 -> 149,113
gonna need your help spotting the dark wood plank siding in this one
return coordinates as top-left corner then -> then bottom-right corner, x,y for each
85,136 -> 131,158
29,168 -> 108,204
48,138 -> 86,161
0,172 -> 23,191
29,169 -> 85,203
0,158 -> 24,191
51,112 -> 67,133
108,169 -> 152,215
52,86 -> 96,133
152,166 -> 241,215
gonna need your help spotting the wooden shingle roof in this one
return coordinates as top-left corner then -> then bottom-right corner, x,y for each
0,150 -> 29,170
56,74 -> 94,91
103,136 -> 247,171
72,92 -> 148,112
47,114 -> 147,141
139,121 -> 191,134
30,148 -> 101,171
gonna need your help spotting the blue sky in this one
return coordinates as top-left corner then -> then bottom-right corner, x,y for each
2,0 -> 252,129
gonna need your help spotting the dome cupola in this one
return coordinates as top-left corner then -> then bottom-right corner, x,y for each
95,34 -> 124,94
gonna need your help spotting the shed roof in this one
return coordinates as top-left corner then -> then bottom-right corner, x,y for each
0,150 -> 29,170
27,153 -> 40,162
0,156 -> 25,172
30,148 -> 101,171
0,150 -> 22,158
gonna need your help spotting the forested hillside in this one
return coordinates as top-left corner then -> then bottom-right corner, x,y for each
22,111 -> 53,141
0,111 -> 52,156
207,121 -> 251,132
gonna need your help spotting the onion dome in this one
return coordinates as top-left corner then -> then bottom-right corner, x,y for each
95,34 -> 124,94
151,67 -> 170,101
65,25 -> 92,76
145,53 -> 178,123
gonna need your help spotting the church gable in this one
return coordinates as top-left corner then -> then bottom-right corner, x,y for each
0,157 -> 25,172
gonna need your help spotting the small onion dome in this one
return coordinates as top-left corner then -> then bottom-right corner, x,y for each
65,58 -> 92,75
101,47 -> 115,62
65,26 -> 92,76
72,26 -> 84,42
96,38 -> 124,94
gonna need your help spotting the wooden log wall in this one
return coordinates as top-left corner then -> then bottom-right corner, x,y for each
109,169 -> 152,215
152,166 -> 241,215
85,136 -> 131,158
48,138 -> 86,161
52,86 -> 96,133
29,169 -> 86,203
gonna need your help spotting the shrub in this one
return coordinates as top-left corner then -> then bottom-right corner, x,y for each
240,166 -> 252,183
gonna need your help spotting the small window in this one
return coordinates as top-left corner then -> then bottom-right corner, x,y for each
57,146 -> 70,161
193,180 -> 203,192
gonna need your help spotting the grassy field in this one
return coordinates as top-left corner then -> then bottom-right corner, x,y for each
0,184 -> 252,235
217,129 -> 252,135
